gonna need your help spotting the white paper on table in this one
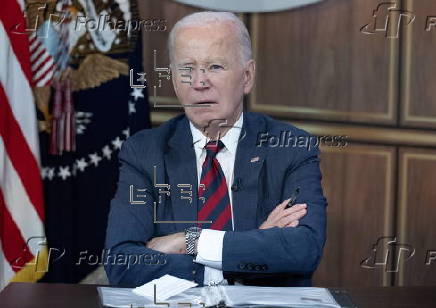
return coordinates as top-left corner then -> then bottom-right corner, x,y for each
219,286 -> 341,307
97,286 -> 204,308
98,284 -> 341,308
132,274 -> 198,301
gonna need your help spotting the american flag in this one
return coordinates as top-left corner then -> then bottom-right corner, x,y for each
0,0 -> 46,290
29,31 -> 54,86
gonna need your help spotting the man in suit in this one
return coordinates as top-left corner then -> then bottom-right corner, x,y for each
105,11 -> 327,287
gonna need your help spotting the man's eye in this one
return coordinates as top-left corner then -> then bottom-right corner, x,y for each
179,67 -> 193,73
210,64 -> 223,70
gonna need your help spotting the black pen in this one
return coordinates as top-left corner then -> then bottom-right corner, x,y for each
285,187 -> 300,209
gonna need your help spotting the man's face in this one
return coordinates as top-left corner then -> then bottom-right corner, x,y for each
171,22 -> 255,131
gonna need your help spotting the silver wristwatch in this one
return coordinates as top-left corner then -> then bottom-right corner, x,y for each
185,227 -> 202,255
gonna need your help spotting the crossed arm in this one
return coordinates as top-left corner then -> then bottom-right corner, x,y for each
105,139 -> 326,286
146,199 -> 308,254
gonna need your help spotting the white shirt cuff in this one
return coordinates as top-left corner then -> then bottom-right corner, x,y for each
194,229 -> 225,270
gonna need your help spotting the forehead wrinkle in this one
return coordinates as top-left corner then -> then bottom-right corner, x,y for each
176,46 -> 238,68
177,57 -> 228,66
174,24 -> 241,64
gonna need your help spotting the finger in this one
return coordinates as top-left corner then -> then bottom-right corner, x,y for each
292,203 -> 307,208
146,239 -> 157,249
286,220 -> 299,228
274,198 -> 291,211
291,208 -> 307,220
282,203 -> 307,216
279,209 -> 307,226
273,198 -> 292,215
267,198 -> 291,220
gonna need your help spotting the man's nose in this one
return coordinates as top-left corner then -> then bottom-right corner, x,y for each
191,68 -> 209,90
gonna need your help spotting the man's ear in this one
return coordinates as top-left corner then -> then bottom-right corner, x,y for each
243,59 -> 256,95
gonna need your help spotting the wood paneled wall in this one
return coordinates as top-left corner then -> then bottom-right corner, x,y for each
313,145 -> 395,287
396,148 -> 436,286
138,0 -> 436,287
401,1 -> 436,128
250,0 -> 399,124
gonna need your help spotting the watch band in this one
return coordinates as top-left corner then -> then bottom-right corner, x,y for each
185,227 -> 202,256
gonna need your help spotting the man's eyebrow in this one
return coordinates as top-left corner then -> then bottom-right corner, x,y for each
206,57 -> 228,64
176,58 -> 229,67
177,61 -> 195,67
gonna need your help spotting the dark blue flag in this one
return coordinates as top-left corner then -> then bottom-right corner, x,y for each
37,10 -> 150,282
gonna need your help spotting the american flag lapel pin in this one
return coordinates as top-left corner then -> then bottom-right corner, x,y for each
250,156 -> 260,163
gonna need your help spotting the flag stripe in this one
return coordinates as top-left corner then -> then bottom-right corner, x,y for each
29,34 -> 36,46
0,86 -> 45,222
0,1 -> 32,82
32,52 -> 51,72
0,136 -> 45,245
34,63 -> 54,85
1,0 -> 45,290
33,58 -> 54,81
30,45 -> 45,63
30,40 -> 41,54
30,47 -> 44,65
15,0 -> 25,11
0,190 -> 34,273
34,69 -> 53,87
0,22 -> 40,162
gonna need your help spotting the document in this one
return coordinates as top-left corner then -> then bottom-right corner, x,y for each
207,285 -> 341,307
132,274 -> 198,301
99,282 -> 342,308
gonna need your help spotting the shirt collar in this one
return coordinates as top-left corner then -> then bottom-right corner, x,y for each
189,113 -> 243,155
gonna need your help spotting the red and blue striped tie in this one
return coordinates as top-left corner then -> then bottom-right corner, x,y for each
198,141 -> 232,231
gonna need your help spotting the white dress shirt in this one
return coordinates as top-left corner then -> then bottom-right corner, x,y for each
189,113 -> 243,285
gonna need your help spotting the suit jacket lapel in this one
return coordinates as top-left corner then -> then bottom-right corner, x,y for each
232,113 -> 268,231
164,117 -> 198,230
163,113 -> 268,231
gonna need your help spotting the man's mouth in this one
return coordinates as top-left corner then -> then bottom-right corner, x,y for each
194,101 -> 217,106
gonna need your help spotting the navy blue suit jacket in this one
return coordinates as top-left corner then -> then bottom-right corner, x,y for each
105,112 -> 327,287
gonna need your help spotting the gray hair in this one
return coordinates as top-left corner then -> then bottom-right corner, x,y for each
168,11 -> 252,66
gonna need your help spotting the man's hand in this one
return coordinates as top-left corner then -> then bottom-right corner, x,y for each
146,232 -> 186,254
259,198 -> 307,229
